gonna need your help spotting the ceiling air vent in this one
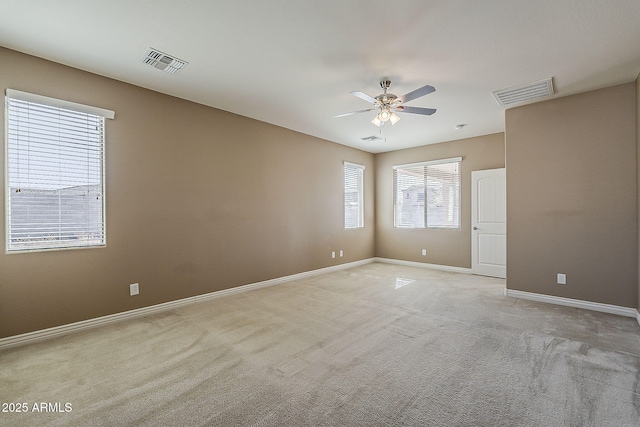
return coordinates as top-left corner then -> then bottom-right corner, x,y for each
361,135 -> 382,141
142,48 -> 188,74
493,77 -> 554,106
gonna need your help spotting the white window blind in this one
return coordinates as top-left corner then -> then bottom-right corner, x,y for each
5,90 -> 114,252
393,157 -> 461,229
344,162 -> 365,229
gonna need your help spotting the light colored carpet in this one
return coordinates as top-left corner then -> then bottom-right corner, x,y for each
1,262 -> 639,426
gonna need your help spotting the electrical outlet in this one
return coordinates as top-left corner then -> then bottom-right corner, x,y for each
130,283 -> 139,296
339,250 -> 343,257
331,251 -> 335,259
557,274 -> 566,285
421,249 -> 427,256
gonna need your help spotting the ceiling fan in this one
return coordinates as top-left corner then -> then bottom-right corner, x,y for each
335,78 -> 437,127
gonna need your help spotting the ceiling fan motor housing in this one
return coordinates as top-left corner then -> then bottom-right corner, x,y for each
377,79 -> 399,107
375,93 -> 398,106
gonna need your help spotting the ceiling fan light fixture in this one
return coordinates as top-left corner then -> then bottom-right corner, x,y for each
336,79 -> 436,130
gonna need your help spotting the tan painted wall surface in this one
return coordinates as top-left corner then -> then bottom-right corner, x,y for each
374,133 -> 505,268
0,48 -> 375,338
506,83 -> 637,308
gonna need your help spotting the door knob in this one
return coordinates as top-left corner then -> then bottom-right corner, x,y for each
473,227 -> 478,230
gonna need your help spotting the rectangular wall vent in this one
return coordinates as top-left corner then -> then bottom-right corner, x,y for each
493,77 -> 554,106
142,48 -> 188,74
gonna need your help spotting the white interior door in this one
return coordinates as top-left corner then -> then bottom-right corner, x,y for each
472,168 -> 506,278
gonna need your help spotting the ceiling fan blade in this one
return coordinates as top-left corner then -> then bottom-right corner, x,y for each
398,84 -> 436,104
397,106 -> 437,115
334,108 -> 376,118
350,91 -> 378,104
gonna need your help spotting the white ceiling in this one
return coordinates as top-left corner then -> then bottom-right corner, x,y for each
1,0 -> 639,153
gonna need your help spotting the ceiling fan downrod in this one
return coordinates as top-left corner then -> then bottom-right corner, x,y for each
379,78 -> 391,93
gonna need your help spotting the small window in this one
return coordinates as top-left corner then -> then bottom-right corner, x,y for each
5,89 -> 114,252
393,157 -> 461,229
344,162 -> 365,229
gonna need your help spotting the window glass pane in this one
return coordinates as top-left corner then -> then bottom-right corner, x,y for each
5,95 -> 107,251
394,166 -> 425,228
426,162 -> 460,228
393,159 -> 460,229
344,162 -> 364,229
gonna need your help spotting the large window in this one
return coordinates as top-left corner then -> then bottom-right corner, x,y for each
393,157 -> 461,229
5,89 -> 114,252
344,161 -> 365,229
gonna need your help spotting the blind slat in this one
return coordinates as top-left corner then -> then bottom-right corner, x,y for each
6,89 -> 115,119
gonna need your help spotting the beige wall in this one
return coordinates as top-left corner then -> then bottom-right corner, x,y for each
1,45 -> 637,339
637,74 -> 640,312
506,83 -> 637,308
374,133 -> 505,268
0,47 -> 375,338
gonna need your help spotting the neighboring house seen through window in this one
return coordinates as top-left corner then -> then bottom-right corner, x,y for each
393,157 -> 461,229
5,89 -> 114,252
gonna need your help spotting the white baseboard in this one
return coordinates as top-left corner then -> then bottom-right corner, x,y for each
374,257 -> 472,274
504,288 -> 638,319
6,259 -> 635,350
0,258 -> 375,350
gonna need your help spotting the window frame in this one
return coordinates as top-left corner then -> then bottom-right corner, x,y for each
4,89 -> 114,253
392,157 -> 462,230
343,161 -> 365,229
